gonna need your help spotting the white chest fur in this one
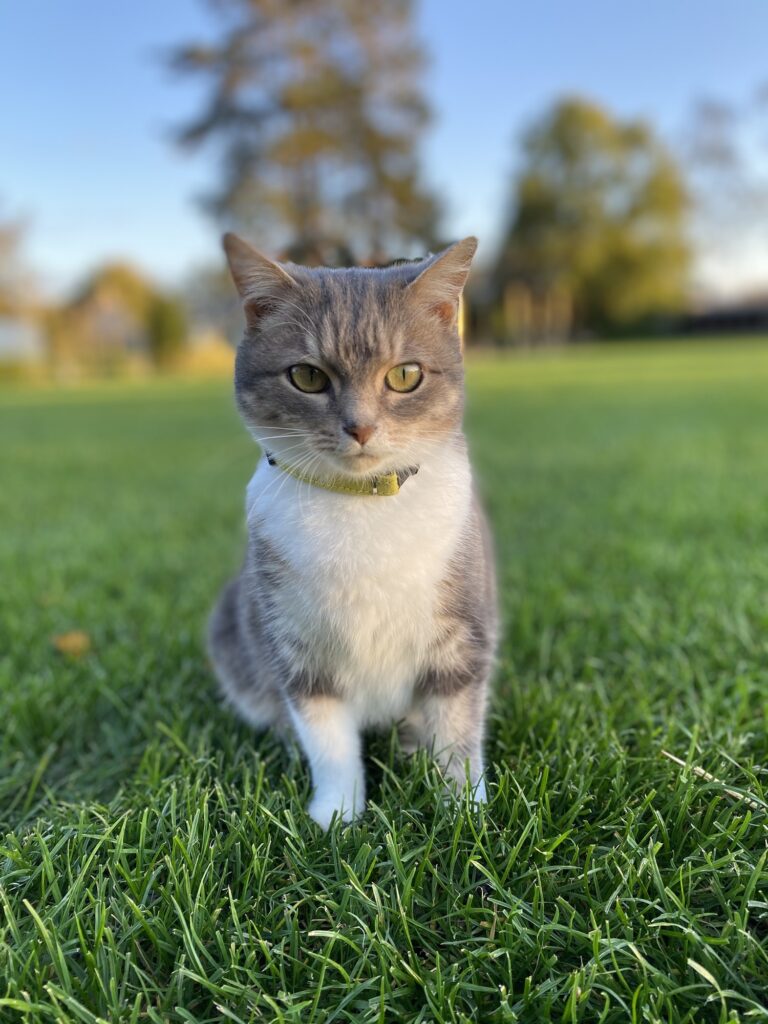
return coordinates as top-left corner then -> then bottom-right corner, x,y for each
245,443 -> 472,726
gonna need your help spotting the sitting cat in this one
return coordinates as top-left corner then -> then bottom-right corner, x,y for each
209,233 -> 497,828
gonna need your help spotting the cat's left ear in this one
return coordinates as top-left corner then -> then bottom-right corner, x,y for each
223,232 -> 298,328
405,237 -> 478,327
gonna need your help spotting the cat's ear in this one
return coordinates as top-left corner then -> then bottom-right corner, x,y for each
223,232 -> 298,328
405,237 -> 478,327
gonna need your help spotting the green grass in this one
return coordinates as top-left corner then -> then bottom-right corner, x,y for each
2,339 -> 768,1023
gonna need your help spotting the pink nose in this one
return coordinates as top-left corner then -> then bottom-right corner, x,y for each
343,423 -> 375,446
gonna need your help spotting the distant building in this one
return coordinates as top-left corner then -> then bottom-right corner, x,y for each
0,316 -> 45,364
680,296 -> 768,334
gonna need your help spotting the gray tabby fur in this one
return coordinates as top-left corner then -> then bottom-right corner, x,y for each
208,233 -> 497,827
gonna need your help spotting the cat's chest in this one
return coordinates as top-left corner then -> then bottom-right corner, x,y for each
246,450 -> 471,722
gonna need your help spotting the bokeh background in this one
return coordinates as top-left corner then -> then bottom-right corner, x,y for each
2,0 -> 768,368
2,3 -> 768,1022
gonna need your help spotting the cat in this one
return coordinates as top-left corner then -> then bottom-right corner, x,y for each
208,232 -> 497,828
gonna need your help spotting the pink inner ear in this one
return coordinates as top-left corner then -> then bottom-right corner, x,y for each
244,296 -> 278,328
432,300 -> 457,325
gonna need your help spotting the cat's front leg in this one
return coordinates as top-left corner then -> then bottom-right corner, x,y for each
406,681 -> 488,802
287,694 -> 365,828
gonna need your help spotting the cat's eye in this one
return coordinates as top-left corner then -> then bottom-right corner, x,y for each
385,363 -> 423,393
288,364 -> 330,394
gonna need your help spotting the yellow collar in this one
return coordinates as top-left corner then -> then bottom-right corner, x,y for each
265,453 -> 417,497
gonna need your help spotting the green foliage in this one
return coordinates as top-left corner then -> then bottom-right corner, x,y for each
49,264 -> 189,372
2,341 -> 768,1021
494,98 -> 691,335
170,0 -> 440,262
71,263 -> 156,320
146,294 -> 188,368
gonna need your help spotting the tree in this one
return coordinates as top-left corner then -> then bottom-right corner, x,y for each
49,264 -> 189,372
70,263 -> 155,321
493,98 -> 691,337
170,0 -> 440,264
146,293 -> 188,368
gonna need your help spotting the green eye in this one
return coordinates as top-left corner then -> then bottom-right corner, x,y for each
385,363 -> 423,393
288,364 -> 330,393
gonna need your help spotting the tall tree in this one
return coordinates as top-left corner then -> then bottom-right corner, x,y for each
170,0 -> 440,263
493,98 -> 690,336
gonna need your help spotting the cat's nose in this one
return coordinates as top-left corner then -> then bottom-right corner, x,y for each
343,423 -> 375,446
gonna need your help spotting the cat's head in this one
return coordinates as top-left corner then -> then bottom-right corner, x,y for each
224,233 -> 477,480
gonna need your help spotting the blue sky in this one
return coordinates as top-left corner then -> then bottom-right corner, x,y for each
2,0 -> 768,297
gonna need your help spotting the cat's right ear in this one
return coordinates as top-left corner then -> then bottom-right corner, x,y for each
405,236 -> 478,328
223,233 -> 298,328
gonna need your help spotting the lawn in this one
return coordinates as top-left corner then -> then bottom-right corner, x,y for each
1,339 -> 768,1023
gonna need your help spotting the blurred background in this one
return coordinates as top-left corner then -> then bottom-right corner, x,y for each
2,0 -> 768,378
4,9 -> 768,1018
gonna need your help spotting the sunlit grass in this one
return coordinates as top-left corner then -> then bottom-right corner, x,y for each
1,339 -> 767,1022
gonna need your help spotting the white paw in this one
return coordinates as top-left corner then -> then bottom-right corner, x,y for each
308,790 -> 365,830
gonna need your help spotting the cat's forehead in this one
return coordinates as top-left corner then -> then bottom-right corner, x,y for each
295,266 -> 413,366
302,264 -> 413,315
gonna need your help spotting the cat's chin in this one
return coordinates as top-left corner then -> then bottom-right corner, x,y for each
330,452 -> 391,477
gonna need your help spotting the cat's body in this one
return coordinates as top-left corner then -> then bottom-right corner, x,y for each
209,234 -> 497,827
